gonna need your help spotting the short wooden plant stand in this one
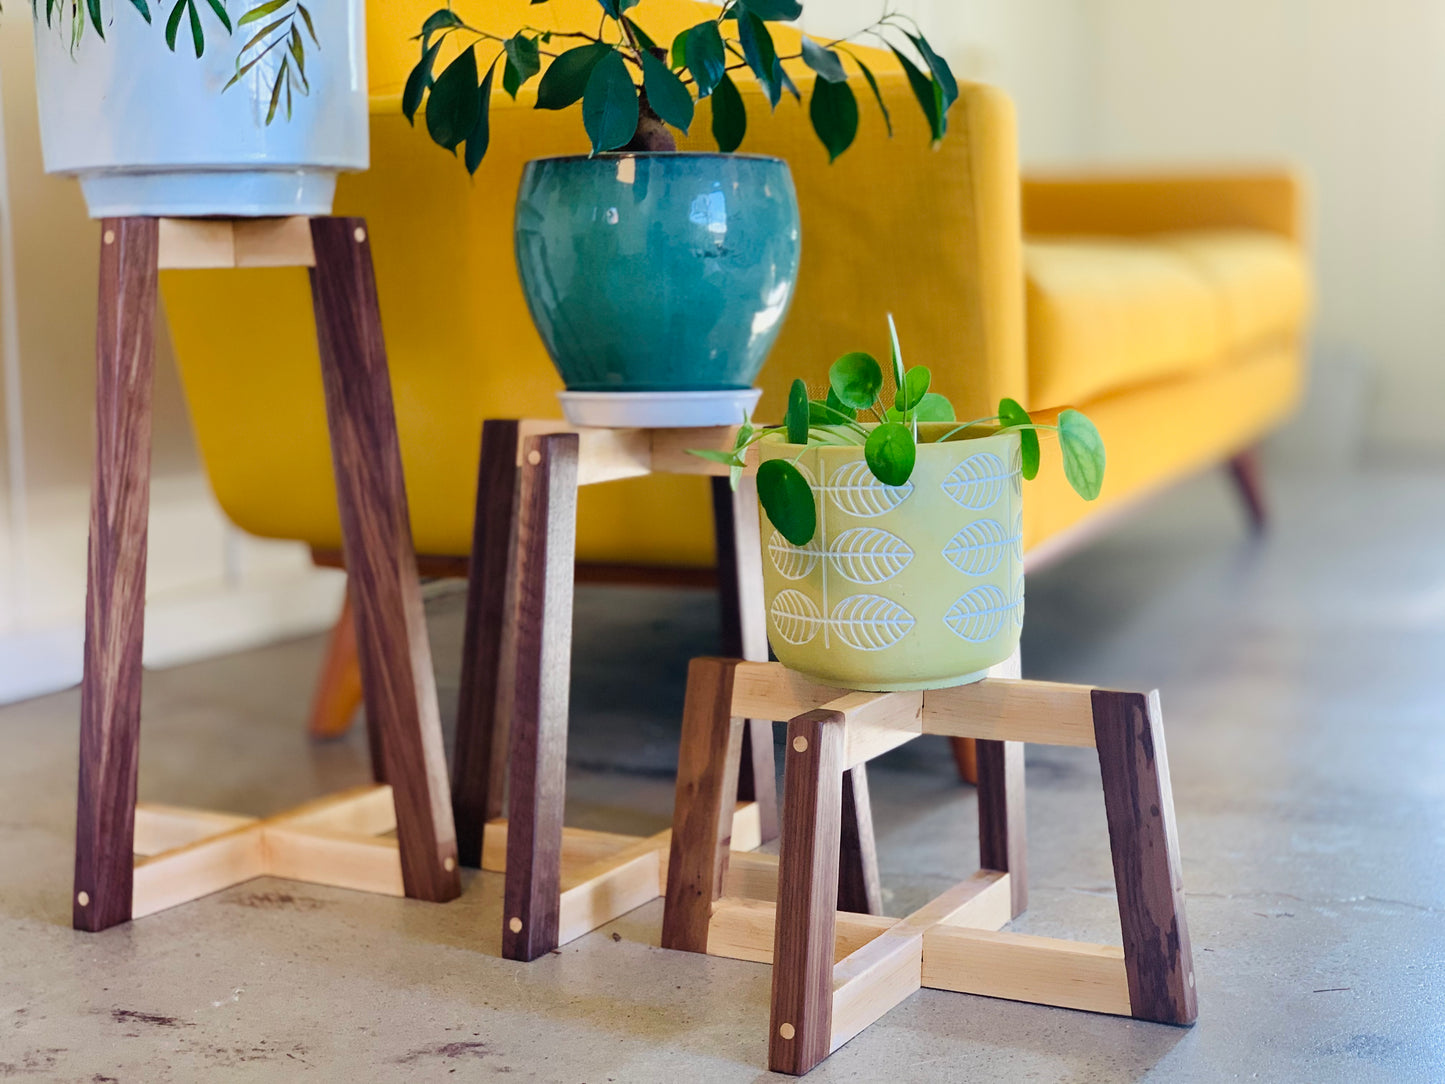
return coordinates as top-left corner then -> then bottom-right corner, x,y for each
74,216 -> 460,931
661,657 -> 1197,1076
451,423 -> 889,961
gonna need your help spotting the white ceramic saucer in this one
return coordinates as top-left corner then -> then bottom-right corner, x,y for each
558,388 -> 763,429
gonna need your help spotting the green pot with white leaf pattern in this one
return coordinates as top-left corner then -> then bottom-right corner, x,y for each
758,428 -> 1024,692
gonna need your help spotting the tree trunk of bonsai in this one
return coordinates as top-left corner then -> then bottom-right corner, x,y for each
626,90 -> 677,153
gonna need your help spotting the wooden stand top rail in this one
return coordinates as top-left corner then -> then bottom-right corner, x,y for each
514,421 -> 748,485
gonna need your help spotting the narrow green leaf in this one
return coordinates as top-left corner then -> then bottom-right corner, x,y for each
1058,409 -> 1106,500
237,14 -> 288,57
906,31 -> 958,112
709,73 -> 746,152
865,423 -> 916,487
641,50 -> 693,133
535,41 -> 610,109
808,74 -> 858,162
266,56 -> 287,123
204,0 -> 231,33
786,379 -> 810,444
581,48 -> 639,154
416,6 -> 462,44
829,351 -> 882,412
848,53 -> 892,137
624,17 -> 658,55
288,26 -> 307,85
402,37 -> 443,123
738,0 -> 801,20
684,21 -> 726,98
86,0 -> 103,37
887,313 -> 905,390
464,60 -> 497,174
688,448 -> 745,467
224,52 -> 265,90
895,366 -> 931,413
890,45 -> 943,142
165,0 -> 186,49
128,0 -> 152,24
737,11 -> 781,107
238,0 -> 287,27
997,397 -> 1040,481
800,37 -> 846,83
914,392 -> 954,422
296,2 -> 316,44
757,459 -> 816,547
426,44 -> 480,151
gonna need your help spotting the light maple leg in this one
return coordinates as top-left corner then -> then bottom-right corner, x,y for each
1227,447 -> 1267,532
976,739 -> 1027,916
308,216 -> 459,904
500,432 -> 580,962
306,590 -> 365,742
711,475 -> 779,844
453,418 -> 522,868
949,736 -> 978,785
661,658 -> 746,953
769,709 -> 846,1076
74,217 -> 159,933
1093,689 -> 1197,1025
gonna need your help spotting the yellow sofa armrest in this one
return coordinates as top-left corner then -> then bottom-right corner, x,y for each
1021,169 -> 1306,244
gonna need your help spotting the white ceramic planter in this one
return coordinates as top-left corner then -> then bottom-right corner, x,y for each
32,2 -> 368,218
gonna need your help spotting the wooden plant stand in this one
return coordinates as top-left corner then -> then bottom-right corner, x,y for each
661,658 -> 1197,1076
73,216 -> 460,931
451,422 -> 886,961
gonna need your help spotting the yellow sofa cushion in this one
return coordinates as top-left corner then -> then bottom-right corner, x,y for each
1025,237 -> 1223,408
1156,229 -> 1311,354
1024,228 -> 1309,409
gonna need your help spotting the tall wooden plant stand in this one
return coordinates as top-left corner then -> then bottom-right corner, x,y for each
73,216 -> 461,932
661,658 -> 1197,1076
452,422 -> 885,961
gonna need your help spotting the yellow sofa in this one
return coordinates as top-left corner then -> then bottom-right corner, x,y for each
160,0 -> 1309,718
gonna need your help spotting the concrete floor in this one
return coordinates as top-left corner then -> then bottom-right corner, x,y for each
1,466 -> 1443,1082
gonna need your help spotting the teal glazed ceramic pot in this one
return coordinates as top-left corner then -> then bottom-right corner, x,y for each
514,153 -> 801,391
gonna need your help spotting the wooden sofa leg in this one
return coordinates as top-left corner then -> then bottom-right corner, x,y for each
1227,448 -> 1267,532
307,590 -> 364,742
950,737 -> 978,785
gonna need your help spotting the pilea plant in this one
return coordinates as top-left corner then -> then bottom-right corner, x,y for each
32,0 -> 320,123
404,1 -> 958,173
692,316 -> 1107,547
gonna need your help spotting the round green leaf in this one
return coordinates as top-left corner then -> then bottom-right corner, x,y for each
865,422 -> 916,487
758,459 -> 816,547
536,42 -> 611,110
915,392 -> 955,422
786,379 -> 810,445
426,45 -> 480,151
825,387 -> 856,422
582,49 -> 640,154
828,352 -> 882,412
997,397 -> 1040,481
894,366 -> 931,413
641,50 -> 693,133
809,74 -> 858,162
1058,409 -> 1106,500
710,73 -> 747,153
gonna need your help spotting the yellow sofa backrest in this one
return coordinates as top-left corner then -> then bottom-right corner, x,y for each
160,0 -> 1026,563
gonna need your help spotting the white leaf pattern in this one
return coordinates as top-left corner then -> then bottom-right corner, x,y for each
943,585 -> 1018,643
1012,511 -> 1024,563
770,589 -> 823,645
1010,443 -> 1023,497
828,527 -> 914,584
942,519 -> 1012,576
941,452 -> 1015,510
825,459 -> 914,517
768,530 -> 819,580
829,594 -> 915,651
1014,576 -> 1026,627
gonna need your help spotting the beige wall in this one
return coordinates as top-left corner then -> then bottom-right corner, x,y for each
1081,0 -> 1445,458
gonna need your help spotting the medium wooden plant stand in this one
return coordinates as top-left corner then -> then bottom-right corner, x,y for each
661,658 -> 1197,1076
451,423 -> 889,961
73,216 -> 460,931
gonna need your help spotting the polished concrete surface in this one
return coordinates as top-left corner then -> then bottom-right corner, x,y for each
1,466 -> 1442,1082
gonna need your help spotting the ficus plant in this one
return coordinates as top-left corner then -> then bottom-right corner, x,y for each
32,0 -> 321,124
404,0 -> 959,173
691,316 -> 1108,547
